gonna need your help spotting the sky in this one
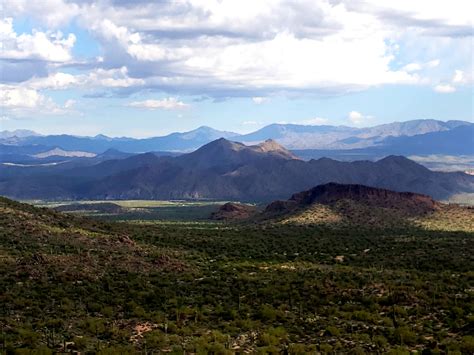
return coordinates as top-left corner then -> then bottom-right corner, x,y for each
0,0 -> 473,137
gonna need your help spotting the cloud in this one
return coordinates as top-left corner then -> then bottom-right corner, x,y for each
434,84 -> 456,93
432,69 -> 472,93
64,99 -> 76,109
252,97 -> 268,104
27,72 -> 78,90
300,117 -> 329,125
343,0 -> 473,37
127,98 -> 189,110
3,0 -> 80,28
402,59 -> 440,72
348,111 -> 374,126
0,85 -> 73,116
242,120 -> 259,125
1,0 -> 472,100
25,67 -> 144,90
452,69 -> 472,85
0,18 -> 75,62
22,0 -> 421,97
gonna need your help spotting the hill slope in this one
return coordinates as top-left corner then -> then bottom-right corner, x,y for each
262,183 -> 474,231
1,196 -> 473,353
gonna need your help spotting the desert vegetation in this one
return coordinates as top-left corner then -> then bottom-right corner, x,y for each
1,196 -> 473,353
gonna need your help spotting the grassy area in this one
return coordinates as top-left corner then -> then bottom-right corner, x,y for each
30,199 -> 256,221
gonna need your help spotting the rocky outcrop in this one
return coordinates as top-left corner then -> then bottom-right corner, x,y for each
265,183 -> 439,216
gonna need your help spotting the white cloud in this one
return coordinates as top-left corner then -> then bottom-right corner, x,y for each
348,111 -> 364,124
300,117 -> 329,125
426,59 -> 440,68
64,99 -> 76,109
452,70 -> 465,84
3,0 -> 79,28
84,67 -> 145,88
1,0 -> 472,99
434,84 -> 456,93
402,59 -> 440,72
402,63 -> 422,72
252,97 -> 268,104
62,0 -> 421,97
127,98 -> 189,110
242,120 -> 259,125
432,69 -> 472,93
451,69 -> 472,85
0,18 -> 75,62
27,72 -> 78,90
0,85 -> 72,116
25,67 -> 144,90
348,111 -> 374,126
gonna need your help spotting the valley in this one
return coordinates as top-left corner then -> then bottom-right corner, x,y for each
2,1 -> 473,353
1,120 -> 473,354
1,183 -> 473,353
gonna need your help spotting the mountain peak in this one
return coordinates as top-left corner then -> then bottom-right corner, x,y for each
258,139 -> 283,150
253,139 -> 298,159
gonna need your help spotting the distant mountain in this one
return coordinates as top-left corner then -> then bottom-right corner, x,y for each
1,138 -> 472,201
236,119 -> 472,150
13,126 -> 239,153
378,125 -> 474,155
293,125 -> 474,161
0,130 -> 41,139
3,119 -> 471,156
234,124 -> 359,149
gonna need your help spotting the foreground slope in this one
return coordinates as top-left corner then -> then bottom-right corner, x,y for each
1,197 -> 474,353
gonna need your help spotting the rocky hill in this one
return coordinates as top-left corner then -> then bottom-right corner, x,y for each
210,202 -> 258,221
265,183 -> 438,216
261,183 -> 473,231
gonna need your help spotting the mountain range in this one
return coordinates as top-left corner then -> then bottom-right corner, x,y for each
1,138 -> 472,202
1,120 -> 472,159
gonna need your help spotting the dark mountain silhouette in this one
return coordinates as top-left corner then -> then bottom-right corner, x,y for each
1,138 -> 472,201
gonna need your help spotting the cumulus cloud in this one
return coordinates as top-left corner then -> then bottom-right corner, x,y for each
0,18 -> 75,62
1,0 -> 472,101
0,85 -> 73,116
451,69 -> 472,85
432,69 -> 472,93
348,111 -> 374,126
127,98 -> 189,110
